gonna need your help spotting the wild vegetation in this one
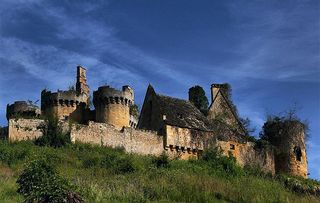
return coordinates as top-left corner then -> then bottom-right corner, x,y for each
188,85 -> 209,115
0,140 -> 319,203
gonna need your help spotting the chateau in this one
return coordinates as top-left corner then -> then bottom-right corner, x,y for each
1,66 -> 308,178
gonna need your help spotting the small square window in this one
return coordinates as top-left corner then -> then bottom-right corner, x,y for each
230,144 -> 235,150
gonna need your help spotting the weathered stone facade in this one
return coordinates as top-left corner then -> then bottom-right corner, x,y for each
6,101 -> 41,120
273,121 -> 308,178
93,86 -> 134,129
3,66 -> 309,179
216,140 -> 275,174
8,118 -> 45,141
70,121 -> 164,156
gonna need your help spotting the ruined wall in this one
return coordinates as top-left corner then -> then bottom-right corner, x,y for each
275,122 -> 308,178
6,101 -> 41,120
70,121 -> 164,156
8,118 -> 45,141
217,140 -> 275,174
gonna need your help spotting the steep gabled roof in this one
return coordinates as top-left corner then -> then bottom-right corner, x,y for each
209,87 -> 247,136
156,94 -> 213,131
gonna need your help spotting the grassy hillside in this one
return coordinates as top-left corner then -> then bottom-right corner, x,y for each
0,140 -> 319,203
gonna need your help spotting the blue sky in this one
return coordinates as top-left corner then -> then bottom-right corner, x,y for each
0,0 -> 319,179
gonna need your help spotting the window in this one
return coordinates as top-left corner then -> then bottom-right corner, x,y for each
230,144 -> 235,150
294,146 -> 302,162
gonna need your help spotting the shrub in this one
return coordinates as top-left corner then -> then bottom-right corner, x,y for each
0,140 -> 32,166
114,157 -> 136,174
35,117 -> 71,148
152,153 -> 170,168
82,154 -> 102,168
17,157 -> 70,202
202,147 -> 243,177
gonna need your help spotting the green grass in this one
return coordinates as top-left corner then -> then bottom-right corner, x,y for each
0,140 -> 319,203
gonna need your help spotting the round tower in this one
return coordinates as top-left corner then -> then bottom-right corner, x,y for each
41,90 -> 88,123
6,101 -> 41,120
93,85 -> 134,129
274,121 -> 308,178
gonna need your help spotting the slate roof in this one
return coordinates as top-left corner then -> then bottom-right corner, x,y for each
156,94 -> 213,132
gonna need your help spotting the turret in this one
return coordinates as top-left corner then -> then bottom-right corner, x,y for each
40,66 -> 90,123
275,121 -> 308,178
6,101 -> 41,120
41,90 -> 87,122
262,119 -> 308,178
93,85 -> 134,129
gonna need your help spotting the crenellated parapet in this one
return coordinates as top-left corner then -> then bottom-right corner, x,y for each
93,85 -> 134,129
6,101 -> 41,120
41,89 -> 88,108
93,86 -> 133,107
41,89 -> 89,122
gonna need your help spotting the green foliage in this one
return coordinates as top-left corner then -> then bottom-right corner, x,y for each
188,85 -> 209,115
254,139 -> 271,150
0,140 -> 33,166
277,174 -> 320,196
152,153 -> 170,168
16,157 -> 70,203
260,110 -> 309,144
35,117 -> 71,148
130,104 -> 140,119
202,147 -> 244,177
0,140 -> 319,202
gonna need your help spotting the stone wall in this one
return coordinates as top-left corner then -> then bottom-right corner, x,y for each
70,121 -> 164,156
8,118 -> 45,141
217,140 -> 275,174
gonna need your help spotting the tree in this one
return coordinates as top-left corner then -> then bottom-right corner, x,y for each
188,85 -> 209,115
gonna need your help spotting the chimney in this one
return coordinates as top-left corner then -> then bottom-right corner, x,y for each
211,84 -> 229,102
76,65 -> 90,97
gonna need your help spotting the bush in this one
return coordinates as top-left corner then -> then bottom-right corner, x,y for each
82,154 -> 102,168
17,157 -> 71,202
35,117 -> 71,148
152,153 -> 170,168
0,140 -> 32,166
114,157 -> 136,174
202,147 -> 243,177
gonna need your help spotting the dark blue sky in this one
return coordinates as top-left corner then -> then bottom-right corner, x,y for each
0,0 -> 319,179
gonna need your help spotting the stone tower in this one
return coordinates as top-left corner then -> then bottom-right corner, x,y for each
93,85 -> 134,129
273,121 -> 308,178
41,66 -> 90,123
76,66 -> 90,98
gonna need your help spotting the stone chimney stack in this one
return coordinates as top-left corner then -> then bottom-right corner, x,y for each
210,84 -> 221,102
76,65 -> 89,97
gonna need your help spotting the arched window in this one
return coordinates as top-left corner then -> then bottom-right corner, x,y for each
294,146 -> 302,162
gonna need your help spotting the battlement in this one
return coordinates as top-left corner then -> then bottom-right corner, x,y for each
93,85 -> 134,107
41,89 -> 88,108
6,101 -> 41,120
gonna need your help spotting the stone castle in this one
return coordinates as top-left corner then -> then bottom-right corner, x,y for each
1,66 -> 308,178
